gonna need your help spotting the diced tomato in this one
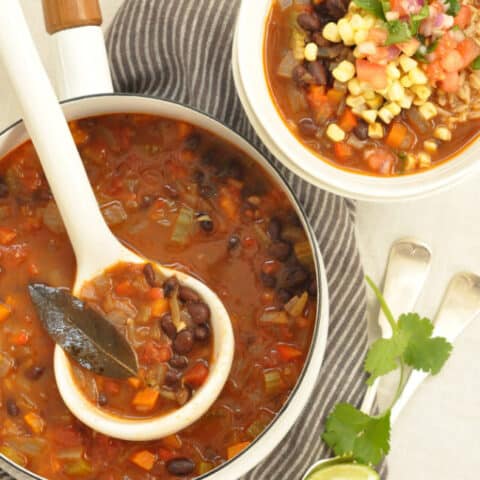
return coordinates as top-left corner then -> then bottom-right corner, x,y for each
276,344 -> 303,362
390,0 -> 408,16
397,38 -> 420,57
10,330 -> 29,346
158,447 -> 177,462
367,27 -> 388,45
307,86 -> 334,122
355,59 -> 387,90
440,71 -> 461,93
441,50 -> 464,73
183,362 -> 209,388
146,287 -> 164,300
455,5 -> 473,29
139,340 -> 172,364
0,227 -> 17,245
457,38 -> 480,69
103,379 -> 121,395
115,280 -> 135,296
334,142 -> 354,162
364,149 -> 395,174
425,60 -> 446,84
436,33 -> 457,58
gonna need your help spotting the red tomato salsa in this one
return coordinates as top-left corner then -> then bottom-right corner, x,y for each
0,114 -> 317,479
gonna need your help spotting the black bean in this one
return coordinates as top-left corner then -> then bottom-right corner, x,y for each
307,61 -> 328,85
292,64 -> 310,87
166,458 -> 195,476
297,12 -> 321,31
269,241 -> 292,261
308,279 -> 318,297
187,302 -> 210,324
312,32 -> 332,47
199,184 -> 216,198
283,266 -> 309,289
160,313 -> 177,340
163,276 -> 179,298
163,184 -> 179,198
353,119 -> 369,140
169,355 -> 188,370
277,289 -> 293,304
228,235 -> 240,251
267,218 -> 282,241
173,329 -> 194,354
175,386 -> 191,406
178,286 -> 200,303
6,399 -> 19,417
165,369 -> 181,387
25,365 -> 45,381
143,263 -> 156,287
261,272 -> 277,289
194,325 -> 210,342
184,134 -> 201,151
140,194 -> 155,208
192,169 -> 205,184
298,118 -> 318,137
325,0 -> 349,20
98,392 -> 108,406
0,178 -> 8,198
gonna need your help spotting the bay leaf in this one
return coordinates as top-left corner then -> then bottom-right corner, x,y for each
28,283 -> 138,379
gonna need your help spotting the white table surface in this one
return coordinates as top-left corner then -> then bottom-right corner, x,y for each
1,1 -> 479,479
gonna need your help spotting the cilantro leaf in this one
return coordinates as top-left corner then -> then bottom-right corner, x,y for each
354,0 -> 385,19
472,55 -> 480,70
385,20 -> 412,45
398,313 -> 453,374
323,403 -> 391,465
446,0 -> 460,16
364,338 -> 399,385
410,5 -> 429,35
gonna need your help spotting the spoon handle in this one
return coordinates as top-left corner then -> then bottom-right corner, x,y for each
391,272 -> 480,423
0,1 -> 121,277
361,239 -> 432,414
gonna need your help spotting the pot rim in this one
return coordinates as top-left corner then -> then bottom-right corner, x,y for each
0,93 -> 330,480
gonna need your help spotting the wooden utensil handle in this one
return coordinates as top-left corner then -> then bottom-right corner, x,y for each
42,0 -> 102,34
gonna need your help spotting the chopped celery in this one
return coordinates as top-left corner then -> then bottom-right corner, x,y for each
285,292 -> 309,317
63,458 -> 93,476
171,206 -> 194,245
264,370 -> 285,396
246,419 -> 269,439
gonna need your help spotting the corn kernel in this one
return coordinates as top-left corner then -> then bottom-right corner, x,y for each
404,154 -> 418,171
363,89 -> 377,101
326,123 -> 346,142
413,97 -> 427,106
304,42 -> 319,62
348,78 -> 364,96
366,94 -> 383,109
385,102 -> 401,116
364,14 -> 376,28
378,107 -> 394,124
387,81 -> 405,102
398,94 -> 414,109
353,47 -> 363,58
350,14 -> 364,30
361,109 -> 378,124
352,104 -> 367,114
424,140 -> 438,153
408,67 -> 428,85
418,152 -> 432,168
400,75 -> 413,88
434,126 -> 452,141
354,29 -> 369,44
338,19 -> 355,45
399,55 -> 418,73
386,63 -> 401,80
419,102 -> 437,120
346,95 -> 366,108
332,60 -> 355,83
368,122 -> 384,139
411,85 -> 432,101
323,22 -> 341,43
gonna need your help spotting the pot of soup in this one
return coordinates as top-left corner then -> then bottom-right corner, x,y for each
234,0 -> 480,200
0,1 -> 329,480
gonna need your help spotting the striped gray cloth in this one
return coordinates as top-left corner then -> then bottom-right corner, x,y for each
106,2 -> 376,479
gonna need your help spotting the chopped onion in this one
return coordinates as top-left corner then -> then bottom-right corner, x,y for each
279,0 -> 292,10
101,200 -> 128,226
56,446 -> 84,460
259,310 -> 289,325
285,291 -> 309,317
277,51 -> 298,78
43,201 -> 65,234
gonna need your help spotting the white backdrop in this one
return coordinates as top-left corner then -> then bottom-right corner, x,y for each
1,1 -> 479,478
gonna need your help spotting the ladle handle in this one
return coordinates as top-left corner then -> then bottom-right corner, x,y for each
42,0 -> 102,34
0,1 -> 121,276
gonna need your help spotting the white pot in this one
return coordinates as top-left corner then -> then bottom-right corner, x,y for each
233,0 -> 480,201
0,4 -> 329,479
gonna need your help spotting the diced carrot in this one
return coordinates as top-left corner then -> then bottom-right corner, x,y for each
385,122 -> 408,149
334,142 -> 354,162
158,447 -> 177,462
441,50 -> 464,73
326,88 -> 345,106
132,388 -> 160,412
130,450 -> 156,471
151,298 -> 170,317
10,330 -> 29,346
440,71 -> 461,93
0,303 -> 11,323
338,108 -> 358,133
306,86 -> 334,123
128,377 -> 142,389
455,5 -> 473,29
367,27 -> 388,45
161,434 -> 182,450
276,344 -> 303,362
147,287 -> 164,301
183,362 -> 209,388
355,59 -> 387,90
457,38 -> 480,69
24,412 -> 45,434
227,442 -> 251,460
115,280 -> 135,296
0,227 -> 17,245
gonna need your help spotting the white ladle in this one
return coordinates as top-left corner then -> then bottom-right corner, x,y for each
0,0 -> 234,441
302,271 -> 480,478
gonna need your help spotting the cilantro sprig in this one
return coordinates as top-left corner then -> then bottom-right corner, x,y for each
322,276 -> 453,467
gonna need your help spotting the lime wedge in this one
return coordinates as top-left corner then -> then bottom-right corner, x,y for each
305,463 -> 380,480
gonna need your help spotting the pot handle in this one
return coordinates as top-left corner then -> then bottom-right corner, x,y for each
41,0 -> 114,100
